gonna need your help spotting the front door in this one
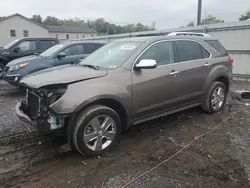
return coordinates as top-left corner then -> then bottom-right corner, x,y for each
132,41 -> 175,119
10,39 -> 38,61
54,44 -> 87,66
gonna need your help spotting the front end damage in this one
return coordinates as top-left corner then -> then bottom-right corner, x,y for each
16,85 -> 68,134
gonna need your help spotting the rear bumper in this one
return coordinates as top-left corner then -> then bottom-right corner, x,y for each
15,100 -> 37,132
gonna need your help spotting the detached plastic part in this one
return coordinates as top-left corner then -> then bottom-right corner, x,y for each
231,90 -> 250,101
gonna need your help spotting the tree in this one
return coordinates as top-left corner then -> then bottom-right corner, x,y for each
201,15 -> 224,25
187,21 -> 195,27
0,14 -> 153,34
0,16 -> 5,20
43,16 -> 61,25
30,15 -> 43,24
239,9 -> 250,21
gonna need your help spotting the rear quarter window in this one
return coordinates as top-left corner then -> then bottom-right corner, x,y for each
205,40 -> 227,55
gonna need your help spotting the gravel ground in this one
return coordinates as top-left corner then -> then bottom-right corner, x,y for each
1,79 -> 250,188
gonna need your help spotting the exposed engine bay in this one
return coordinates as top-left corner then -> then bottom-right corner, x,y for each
20,85 -> 68,134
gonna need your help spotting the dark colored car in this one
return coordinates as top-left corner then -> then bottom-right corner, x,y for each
15,35 -> 232,157
0,37 -> 59,78
3,41 -> 106,86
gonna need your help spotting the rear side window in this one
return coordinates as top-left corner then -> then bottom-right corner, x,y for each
205,40 -> 227,55
175,41 -> 202,62
39,40 -> 56,50
201,47 -> 210,58
83,43 -> 104,54
62,44 -> 84,56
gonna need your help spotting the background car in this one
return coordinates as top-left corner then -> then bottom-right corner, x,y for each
0,37 -> 59,78
3,40 -> 106,86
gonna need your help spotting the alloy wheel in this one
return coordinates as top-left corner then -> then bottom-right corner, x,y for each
211,86 -> 225,110
83,115 -> 117,151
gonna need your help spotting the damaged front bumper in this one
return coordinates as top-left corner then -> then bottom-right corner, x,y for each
15,100 -> 38,133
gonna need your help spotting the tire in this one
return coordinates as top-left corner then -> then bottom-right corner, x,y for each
202,81 -> 227,113
72,105 -> 121,157
0,63 -> 4,79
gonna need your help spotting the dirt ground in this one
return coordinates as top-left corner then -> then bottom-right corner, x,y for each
1,80 -> 250,188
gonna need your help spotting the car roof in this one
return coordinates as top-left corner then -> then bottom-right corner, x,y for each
20,37 -> 58,40
60,40 -> 108,45
115,35 -> 218,43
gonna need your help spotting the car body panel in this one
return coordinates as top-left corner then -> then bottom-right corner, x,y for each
19,65 -> 108,89
49,68 -> 133,119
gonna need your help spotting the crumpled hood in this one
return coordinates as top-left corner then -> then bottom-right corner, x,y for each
19,65 -> 108,89
7,55 -> 47,66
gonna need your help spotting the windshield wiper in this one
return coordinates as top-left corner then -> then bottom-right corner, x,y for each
80,64 -> 99,70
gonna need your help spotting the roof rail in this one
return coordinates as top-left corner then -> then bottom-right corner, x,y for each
167,32 -> 211,37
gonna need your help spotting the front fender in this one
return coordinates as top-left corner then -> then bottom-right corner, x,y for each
49,80 -> 132,115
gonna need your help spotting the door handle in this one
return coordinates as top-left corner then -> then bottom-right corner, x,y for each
169,70 -> 179,75
205,62 -> 210,67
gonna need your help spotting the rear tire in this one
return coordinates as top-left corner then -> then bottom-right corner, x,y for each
0,63 -> 4,79
72,105 -> 121,157
202,81 -> 227,113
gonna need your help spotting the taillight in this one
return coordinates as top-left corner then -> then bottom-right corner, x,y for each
228,57 -> 233,67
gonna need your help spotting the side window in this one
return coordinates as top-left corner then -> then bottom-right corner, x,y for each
62,45 -> 84,56
201,46 -> 210,58
39,40 -> 56,50
17,41 -> 36,52
83,43 -> 103,54
138,41 -> 174,66
175,41 -> 202,62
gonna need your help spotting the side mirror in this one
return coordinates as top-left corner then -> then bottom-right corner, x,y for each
57,52 -> 66,59
135,59 -> 157,69
13,47 -> 20,53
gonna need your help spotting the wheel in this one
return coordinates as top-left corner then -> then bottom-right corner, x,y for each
0,63 -> 4,79
202,81 -> 227,113
72,105 -> 121,157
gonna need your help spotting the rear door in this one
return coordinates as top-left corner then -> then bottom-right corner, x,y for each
9,39 -> 38,60
53,44 -> 85,66
165,40 -> 212,108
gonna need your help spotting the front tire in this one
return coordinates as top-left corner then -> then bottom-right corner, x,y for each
72,105 -> 121,157
202,81 -> 227,113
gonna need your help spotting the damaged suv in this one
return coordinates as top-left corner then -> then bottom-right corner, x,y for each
16,36 -> 232,156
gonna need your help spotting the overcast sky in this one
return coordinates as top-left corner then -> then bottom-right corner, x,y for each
0,0 -> 250,29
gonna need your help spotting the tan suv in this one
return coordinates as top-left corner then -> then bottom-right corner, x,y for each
15,35 -> 233,156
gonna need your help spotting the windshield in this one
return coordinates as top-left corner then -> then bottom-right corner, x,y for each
40,44 -> 66,57
3,39 -> 20,49
80,41 -> 142,69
